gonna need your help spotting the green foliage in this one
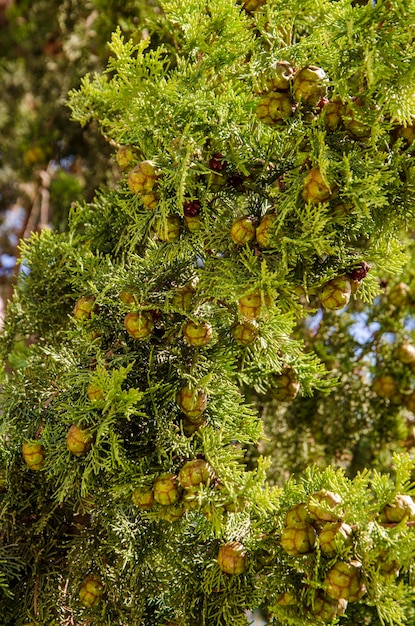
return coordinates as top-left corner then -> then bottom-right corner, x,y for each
2,0 -> 415,624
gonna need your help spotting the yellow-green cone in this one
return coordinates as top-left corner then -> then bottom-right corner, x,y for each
280,522 -> 316,556
183,320 -> 213,347
79,574 -> 104,608
153,473 -> 181,506
66,424 -> 93,456
128,160 -> 158,194
22,441 -> 45,471
318,276 -> 351,311
124,311 -> 154,340
217,542 -> 248,575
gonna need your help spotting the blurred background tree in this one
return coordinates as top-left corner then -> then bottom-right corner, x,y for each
0,0 -> 161,313
252,247 -> 415,483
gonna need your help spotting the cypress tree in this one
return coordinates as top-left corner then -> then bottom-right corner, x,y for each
2,1 -> 415,624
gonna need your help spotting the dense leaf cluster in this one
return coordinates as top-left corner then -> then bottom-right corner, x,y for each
2,1 -> 415,624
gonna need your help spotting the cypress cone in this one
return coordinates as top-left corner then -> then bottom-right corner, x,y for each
307,490 -> 343,522
320,97 -> 345,132
124,311 -> 154,340
22,441 -> 45,471
343,100 -> 371,139
116,145 -> 137,169
324,560 -> 366,602
184,214 -> 203,232
87,382 -> 104,402
158,503 -> 186,522
311,591 -> 348,623
388,282 -> 411,307
395,342 -> 415,365
128,160 -> 158,194
132,487 -> 155,509
231,320 -> 259,346
302,167 -> 336,204
256,91 -> 293,125
270,367 -> 300,402
224,494 -> 245,513
318,522 -> 353,557
381,494 -> 415,523
176,386 -> 208,420
208,153 -> 227,172
256,213 -> 278,249
66,424 -> 93,456
182,488 -> 202,510
238,290 -> 271,320
293,66 -> 327,106
284,502 -> 312,527
119,291 -> 137,304
178,459 -> 214,489
265,61 -> 295,92
73,296 -> 96,320
141,191 -> 159,210
280,522 -> 317,556
242,0 -> 266,11
377,550 -> 400,578
153,474 -> 181,506
405,392 -> 415,413
318,276 -> 351,311
183,320 -> 213,347
182,415 -> 206,435
154,215 -> 181,242
372,375 -> 399,400
276,591 -> 297,606
183,199 -> 201,217
217,542 -> 248,575
171,284 -> 194,312
396,124 -> 415,147
79,574 -> 104,608
230,215 -> 256,245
